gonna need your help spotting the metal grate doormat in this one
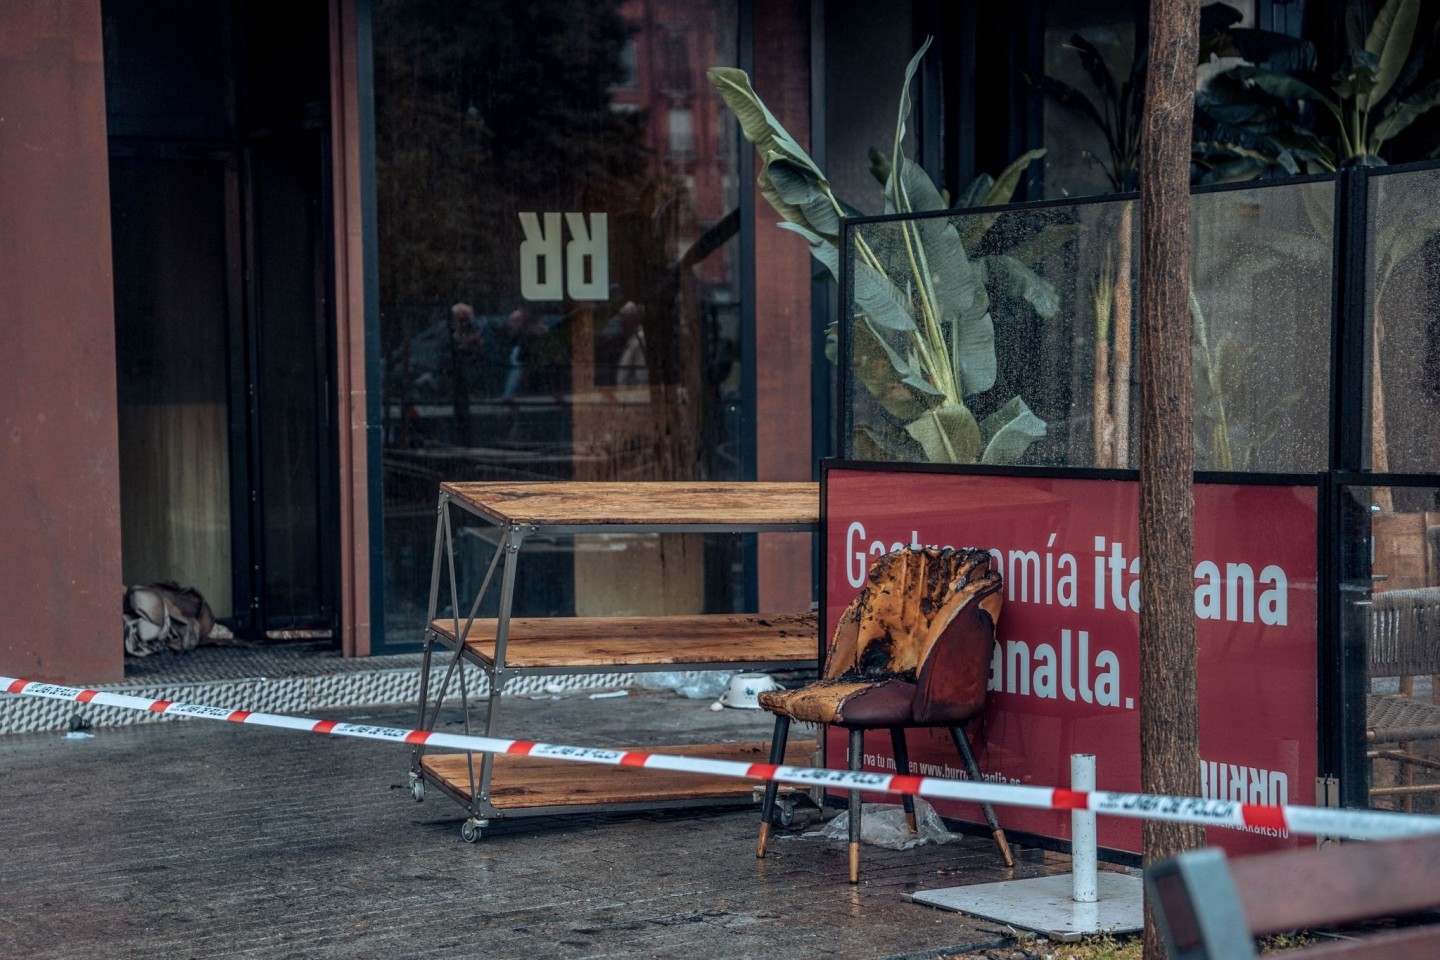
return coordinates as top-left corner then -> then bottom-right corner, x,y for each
1,643 -> 635,734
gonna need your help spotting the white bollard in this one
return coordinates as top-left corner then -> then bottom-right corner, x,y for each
1071,753 -> 1098,903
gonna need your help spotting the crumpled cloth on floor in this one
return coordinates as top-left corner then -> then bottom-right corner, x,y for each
807,798 -> 960,850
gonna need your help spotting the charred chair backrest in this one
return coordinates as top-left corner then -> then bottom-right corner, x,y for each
821,546 -> 1003,725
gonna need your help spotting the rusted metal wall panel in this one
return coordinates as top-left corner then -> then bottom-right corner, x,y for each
0,0 -> 124,682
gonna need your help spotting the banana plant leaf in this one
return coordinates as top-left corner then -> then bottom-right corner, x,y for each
884,155 -> 946,215
959,148 -> 1046,249
1202,140 -> 1302,177
1360,0 -> 1420,110
707,68 -> 820,173
1266,126 -> 1336,166
852,317 -> 944,420
776,221 -> 839,277
887,37 -> 933,214
1373,78 -> 1440,147
1201,100 -> 1268,125
903,208 -> 990,341
1224,27 -> 1317,74
1038,75 -> 1108,135
853,422 -> 925,462
856,258 -> 921,333
882,149 -> 1056,393
948,305 -> 996,397
1334,50 -> 1380,101
1065,33 -> 1121,120
876,158 -> 994,393
767,154 -> 842,240
1231,67 -> 1342,121
707,68 -> 827,230
1194,118 -> 1316,173
777,219 -> 917,336
954,172 -> 993,209
983,254 -> 1061,319
980,147 -> 1048,208
1373,189 -> 1440,296
1386,0 -> 1438,101
904,401 -> 983,464
1195,153 -> 1284,184
1005,221 -> 1080,266
980,397 -> 1046,465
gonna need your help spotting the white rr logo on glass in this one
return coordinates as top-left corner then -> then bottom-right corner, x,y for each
518,212 -> 609,301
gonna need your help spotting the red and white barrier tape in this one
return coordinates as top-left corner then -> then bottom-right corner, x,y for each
7,675 -> 1439,842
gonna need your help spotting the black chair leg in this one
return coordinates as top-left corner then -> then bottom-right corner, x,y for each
950,725 -> 1014,867
889,728 -> 916,832
848,727 -> 864,883
756,714 -> 790,858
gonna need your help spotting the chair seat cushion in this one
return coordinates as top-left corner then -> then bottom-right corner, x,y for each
758,678 -> 916,726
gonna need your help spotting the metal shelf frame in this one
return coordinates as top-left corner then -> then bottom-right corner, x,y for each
406,482 -> 820,834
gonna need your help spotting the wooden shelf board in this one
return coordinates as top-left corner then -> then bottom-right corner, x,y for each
439,481 -> 818,527
421,739 -> 817,809
430,612 -> 818,668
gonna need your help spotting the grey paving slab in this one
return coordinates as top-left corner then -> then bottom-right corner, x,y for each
0,690 -> 1060,959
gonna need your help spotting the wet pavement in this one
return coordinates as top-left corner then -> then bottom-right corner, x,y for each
0,688 -> 1074,959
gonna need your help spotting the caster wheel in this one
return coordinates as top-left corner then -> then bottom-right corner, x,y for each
460,818 -> 489,843
777,800 -> 796,828
409,774 -> 426,803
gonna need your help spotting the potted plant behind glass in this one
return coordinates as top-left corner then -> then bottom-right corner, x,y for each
1196,0 -> 1440,492
708,40 -> 1051,465
1196,0 -> 1440,176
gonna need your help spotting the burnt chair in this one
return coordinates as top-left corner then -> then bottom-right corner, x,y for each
755,546 -> 1013,883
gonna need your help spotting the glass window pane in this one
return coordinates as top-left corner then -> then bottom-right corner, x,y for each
1341,484 -> 1440,813
840,180 -> 1333,471
841,198 -> 1131,468
1191,182 -> 1333,473
1365,168 -> 1440,475
374,0 -> 742,642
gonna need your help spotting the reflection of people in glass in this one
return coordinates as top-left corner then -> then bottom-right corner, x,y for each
446,302 -> 489,446
596,299 -> 648,386
500,306 -> 549,400
614,301 -> 648,386
387,301 -> 500,447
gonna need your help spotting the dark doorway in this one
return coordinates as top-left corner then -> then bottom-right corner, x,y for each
104,0 -> 337,641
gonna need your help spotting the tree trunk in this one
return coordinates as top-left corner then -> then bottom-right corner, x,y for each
1138,2 -> 1204,958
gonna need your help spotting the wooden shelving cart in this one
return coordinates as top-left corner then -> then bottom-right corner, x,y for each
408,481 -> 820,841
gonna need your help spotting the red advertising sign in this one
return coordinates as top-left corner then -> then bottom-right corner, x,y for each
823,466 -> 1318,855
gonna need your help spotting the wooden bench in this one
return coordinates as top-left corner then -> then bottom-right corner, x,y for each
1148,832 -> 1440,958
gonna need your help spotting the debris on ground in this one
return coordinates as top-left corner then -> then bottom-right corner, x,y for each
942,931 -> 1138,960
